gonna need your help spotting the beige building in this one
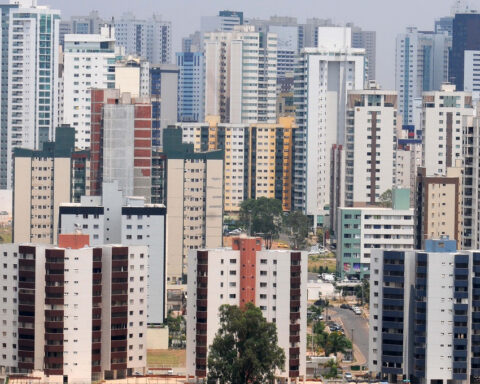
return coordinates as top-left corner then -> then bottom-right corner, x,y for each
178,116 -> 296,213
115,56 -> 150,98
415,162 -> 462,249
13,126 -> 74,244
163,128 -> 224,283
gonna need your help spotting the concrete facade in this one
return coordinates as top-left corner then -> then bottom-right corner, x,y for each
336,191 -> 414,279
186,237 -> 307,380
163,128 -> 223,284
204,26 -> 277,124
294,28 -> 366,223
0,2 -> 61,189
0,240 -> 148,382
58,182 -> 167,324
13,126 -> 75,244
421,84 -> 473,176
415,164 -> 463,250
369,240 -> 480,384
63,27 -> 117,149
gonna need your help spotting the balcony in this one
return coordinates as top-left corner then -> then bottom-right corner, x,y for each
290,312 -> 300,321
45,333 -> 63,341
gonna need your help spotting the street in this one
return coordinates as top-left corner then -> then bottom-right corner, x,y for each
329,306 -> 369,365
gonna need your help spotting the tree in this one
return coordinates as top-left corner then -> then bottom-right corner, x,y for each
325,331 -> 352,356
166,311 -> 185,348
354,279 -> 370,305
379,189 -> 392,208
207,303 -> 285,384
284,210 -> 310,249
238,198 -> 283,237
324,359 -> 338,378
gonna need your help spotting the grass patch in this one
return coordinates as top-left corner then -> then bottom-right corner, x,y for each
308,255 -> 336,274
147,349 -> 186,368
0,226 -> 11,244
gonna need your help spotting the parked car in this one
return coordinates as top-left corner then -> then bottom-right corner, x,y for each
340,303 -> 349,309
354,308 -> 362,315
344,372 -> 353,381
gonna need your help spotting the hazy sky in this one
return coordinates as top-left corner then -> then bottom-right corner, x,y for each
45,0 -> 479,88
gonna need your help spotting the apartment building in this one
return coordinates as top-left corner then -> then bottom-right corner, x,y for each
150,65 -> 179,147
176,51 -> 204,123
115,57 -> 150,98
294,27 -> 366,225
201,10 -> 243,33
421,84 -> 473,175
463,111 -> 480,249
343,83 -> 398,207
0,1 -> 60,189
90,89 -> 152,200
13,126 -> 75,244
58,181 -> 167,324
114,13 -> 172,64
415,164 -> 462,249
63,27 -> 118,149
71,149 -> 90,202
204,25 -> 277,124
59,10 -> 105,46
178,116 -> 296,212
395,123 -> 422,197
336,189 -> 414,279
395,27 -> 451,127
0,236 -> 148,382
369,239 -> 480,384
163,128 -> 223,283
186,236 -> 307,380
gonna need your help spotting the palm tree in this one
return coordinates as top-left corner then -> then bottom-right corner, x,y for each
325,331 -> 352,356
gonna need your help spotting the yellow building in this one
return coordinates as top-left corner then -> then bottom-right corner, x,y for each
176,116 -> 295,213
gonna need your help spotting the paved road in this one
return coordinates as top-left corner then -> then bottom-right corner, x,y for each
329,307 -> 369,364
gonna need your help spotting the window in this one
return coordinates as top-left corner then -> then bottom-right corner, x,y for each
229,294 -> 236,299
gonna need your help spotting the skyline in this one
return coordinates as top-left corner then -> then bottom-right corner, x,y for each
45,0 -> 469,89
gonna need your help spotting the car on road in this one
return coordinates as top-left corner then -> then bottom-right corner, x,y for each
340,303 -> 350,309
354,308 -> 362,315
344,372 -> 353,381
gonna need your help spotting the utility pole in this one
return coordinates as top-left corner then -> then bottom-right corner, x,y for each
351,328 -> 355,362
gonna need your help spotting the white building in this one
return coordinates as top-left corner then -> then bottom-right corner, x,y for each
395,27 -> 451,127
421,84 -> 473,175
463,110 -> 480,249
63,27 -> 118,149
344,83 -> 398,206
115,13 -> 171,64
0,238 -> 147,382
0,0 -> 60,189
186,236 -> 307,380
58,182 -> 167,324
201,10 -> 243,33
463,50 -> 480,100
204,25 -> 277,124
336,189 -> 414,279
294,27 -> 366,224
369,239 -> 478,384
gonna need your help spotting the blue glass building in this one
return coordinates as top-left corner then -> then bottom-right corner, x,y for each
176,52 -> 204,123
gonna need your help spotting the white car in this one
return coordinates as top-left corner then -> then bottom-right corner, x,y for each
344,372 -> 353,381
354,308 -> 362,315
